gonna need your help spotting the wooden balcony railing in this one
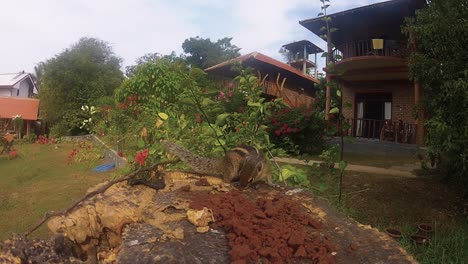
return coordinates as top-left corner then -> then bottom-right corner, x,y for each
330,39 -> 408,63
331,118 -> 417,144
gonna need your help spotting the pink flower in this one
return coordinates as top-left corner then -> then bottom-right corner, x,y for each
274,130 -> 281,136
228,82 -> 233,88
217,92 -> 225,101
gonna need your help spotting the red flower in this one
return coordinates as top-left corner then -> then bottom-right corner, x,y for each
118,151 -> 124,157
8,150 -> 17,159
274,130 -> 281,136
135,149 -> 149,166
195,113 -> 202,124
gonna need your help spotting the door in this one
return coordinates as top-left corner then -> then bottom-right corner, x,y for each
355,93 -> 392,139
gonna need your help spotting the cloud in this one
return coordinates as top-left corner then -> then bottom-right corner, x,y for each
0,0 -> 386,73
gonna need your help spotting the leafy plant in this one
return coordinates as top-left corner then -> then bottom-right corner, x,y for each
404,0 -> 468,188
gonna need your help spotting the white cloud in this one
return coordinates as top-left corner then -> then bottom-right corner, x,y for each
0,0 -> 386,73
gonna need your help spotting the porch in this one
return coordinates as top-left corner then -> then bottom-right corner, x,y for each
331,118 -> 417,144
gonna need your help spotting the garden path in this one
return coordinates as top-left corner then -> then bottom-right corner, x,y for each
274,157 -> 418,178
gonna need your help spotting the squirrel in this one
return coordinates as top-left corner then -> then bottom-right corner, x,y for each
161,141 -> 271,187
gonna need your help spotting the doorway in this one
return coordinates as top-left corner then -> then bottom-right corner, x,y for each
355,93 -> 392,138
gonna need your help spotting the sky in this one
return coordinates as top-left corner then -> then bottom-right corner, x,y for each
0,0 -> 388,74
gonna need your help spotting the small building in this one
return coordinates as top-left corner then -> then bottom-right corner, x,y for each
0,72 -> 40,137
205,52 -> 320,109
300,0 -> 427,145
282,40 -> 322,79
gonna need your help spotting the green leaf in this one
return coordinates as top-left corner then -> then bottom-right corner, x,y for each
137,139 -> 145,148
321,52 -> 329,58
339,160 -> 348,172
330,28 -> 339,33
247,102 -> 261,107
329,107 -> 340,114
336,90 -> 342,97
149,148 -> 157,155
158,112 -> 169,120
216,113 -> 230,125
201,98 -> 215,107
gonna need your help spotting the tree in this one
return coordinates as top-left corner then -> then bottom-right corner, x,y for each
125,51 -> 186,77
182,37 -> 241,69
404,0 -> 468,186
39,37 -> 124,136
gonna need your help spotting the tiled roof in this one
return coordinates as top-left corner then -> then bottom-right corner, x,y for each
0,97 -> 40,120
205,52 -> 319,84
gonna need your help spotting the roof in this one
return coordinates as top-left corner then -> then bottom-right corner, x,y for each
0,72 -> 38,94
282,40 -> 324,54
205,52 -> 319,84
0,97 -> 40,120
300,0 -> 427,45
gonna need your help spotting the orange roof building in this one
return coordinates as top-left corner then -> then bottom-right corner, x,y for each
0,97 -> 39,120
205,52 -> 319,108
0,72 -> 39,136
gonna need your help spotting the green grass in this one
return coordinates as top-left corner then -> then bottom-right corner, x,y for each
0,142 -> 116,240
285,164 -> 468,264
402,223 -> 468,264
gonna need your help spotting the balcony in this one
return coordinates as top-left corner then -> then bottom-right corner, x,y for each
331,39 -> 407,63
327,39 -> 409,82
331,118 -> 417,144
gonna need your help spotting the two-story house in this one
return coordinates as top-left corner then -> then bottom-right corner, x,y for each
0,72 -> 40,137
300,0 -> 427,145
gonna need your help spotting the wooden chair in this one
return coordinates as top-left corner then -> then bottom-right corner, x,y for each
379,120 -> 395,142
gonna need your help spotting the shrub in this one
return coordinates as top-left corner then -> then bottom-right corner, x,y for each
267,106 -> 326,155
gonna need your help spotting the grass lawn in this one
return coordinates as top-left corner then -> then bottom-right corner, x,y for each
298,165 -> 468,263
0,141 -> 116,240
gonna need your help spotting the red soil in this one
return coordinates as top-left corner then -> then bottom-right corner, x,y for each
189,191 -> 337,263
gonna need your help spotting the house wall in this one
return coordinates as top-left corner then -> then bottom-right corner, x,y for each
263,80 -> 314,109
0,88 -> 11,97
341,81 -> 415,124
18,80 -> 30,97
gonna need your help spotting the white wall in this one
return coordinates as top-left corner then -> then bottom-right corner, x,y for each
18,80 -> 29,97
0,88 -> 11,97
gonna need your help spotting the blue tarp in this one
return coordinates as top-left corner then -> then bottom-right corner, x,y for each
94,163 -> 115,172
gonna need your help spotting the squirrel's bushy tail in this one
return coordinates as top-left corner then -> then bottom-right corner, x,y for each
161,141 -> 221,175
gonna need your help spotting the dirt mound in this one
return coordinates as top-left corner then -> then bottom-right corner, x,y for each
189,191 -> 336,263
0,171 -> 417,263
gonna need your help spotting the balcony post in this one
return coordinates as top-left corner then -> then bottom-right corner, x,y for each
325,31 -> 333,121
414,81 -> 424,145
